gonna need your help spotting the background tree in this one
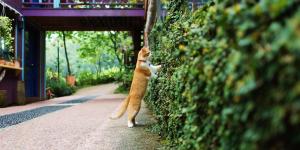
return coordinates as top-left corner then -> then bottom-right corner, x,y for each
47,31 -> 73,76
109,31 -> 133,71
62,31 -> 72,76
46,31 -> 134,95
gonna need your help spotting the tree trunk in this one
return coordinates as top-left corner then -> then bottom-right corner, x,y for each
96,56 -> 102,78
57,43 -> 60,81
98,58 -> 102,73
95,64 -> 99,79
62,31 -> 72,76
109,32 -> 123,71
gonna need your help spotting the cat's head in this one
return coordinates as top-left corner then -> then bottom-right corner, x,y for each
138,47 -> 151,61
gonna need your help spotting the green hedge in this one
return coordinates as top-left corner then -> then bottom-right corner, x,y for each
76,69 -> 118,87
145,0 -> 300,149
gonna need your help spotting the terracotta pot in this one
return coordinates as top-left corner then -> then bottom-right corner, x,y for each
66,75 -> 76,86
0,59 -> 5,65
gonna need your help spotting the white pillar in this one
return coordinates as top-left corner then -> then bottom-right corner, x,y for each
54,0 -> 60,8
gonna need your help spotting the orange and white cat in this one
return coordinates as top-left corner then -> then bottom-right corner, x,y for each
110,47 -> 161,127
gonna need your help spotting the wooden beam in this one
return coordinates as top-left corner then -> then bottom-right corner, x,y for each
21,9 -> 144,17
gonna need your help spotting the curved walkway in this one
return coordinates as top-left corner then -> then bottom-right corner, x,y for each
0,83 -> 160,150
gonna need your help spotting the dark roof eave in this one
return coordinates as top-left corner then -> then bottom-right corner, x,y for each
0,1 -> 22,17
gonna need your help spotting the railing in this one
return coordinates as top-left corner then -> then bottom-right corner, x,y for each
188,0 -> 208,10
157,0 -> 208,19
22,0 -> 144,9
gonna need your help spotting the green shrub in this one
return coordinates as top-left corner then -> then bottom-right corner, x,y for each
75,67 -> 133,93
114,68 -> 133,93
76,67 -> 120,86
145,0 -> 300,149
46,69 -> 76,97
47,79 -> 76,97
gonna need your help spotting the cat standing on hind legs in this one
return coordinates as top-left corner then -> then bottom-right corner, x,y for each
110,0 -> 161,127
110,47 -> 161,128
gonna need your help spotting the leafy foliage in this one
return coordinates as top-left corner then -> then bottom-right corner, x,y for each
76,67 -> 120,86
145,0 -> 300,149
114,68 -> 134,93
46,31 -> 134,93
0,16 -> 14,61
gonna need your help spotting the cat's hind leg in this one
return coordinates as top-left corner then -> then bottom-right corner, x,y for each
128,120 -> 135,128
132,118 -> 139,126
127,100 -> 141,128
127,109 -> 138,128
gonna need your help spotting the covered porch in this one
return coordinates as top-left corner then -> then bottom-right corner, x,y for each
0,0 -> 145,107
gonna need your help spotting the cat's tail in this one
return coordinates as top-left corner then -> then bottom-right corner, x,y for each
110,96 -> 130,120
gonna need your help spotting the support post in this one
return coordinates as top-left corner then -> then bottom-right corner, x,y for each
40,31 -> 46,99
15,20 -> 18,59
16,18 -> 22,63
21,17 -> 25,81
24,26 -> 44,100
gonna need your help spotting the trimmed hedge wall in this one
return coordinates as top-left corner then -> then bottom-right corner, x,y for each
144,0 -> 300,149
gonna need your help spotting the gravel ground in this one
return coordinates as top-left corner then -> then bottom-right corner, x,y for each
0,83 -> 161,150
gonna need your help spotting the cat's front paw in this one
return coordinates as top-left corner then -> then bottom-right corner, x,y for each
151,73 -> 158,78
156,65 -> 162,71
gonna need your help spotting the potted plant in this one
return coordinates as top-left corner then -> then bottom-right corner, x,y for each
0,16 -> 14,64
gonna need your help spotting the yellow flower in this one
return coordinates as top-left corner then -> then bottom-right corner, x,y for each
179,44 -> 185,50
203,48 -> 209,54
208,6 -> 216,13
234,4 -> 241,13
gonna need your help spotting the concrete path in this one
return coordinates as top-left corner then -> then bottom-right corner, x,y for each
0,83 -> 160,150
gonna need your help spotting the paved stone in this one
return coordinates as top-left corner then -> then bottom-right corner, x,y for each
0,95 -> 86,116
0,83 -> 161,150
75,102 -> 160,150
0,96 -> 99,128
0,106 -> 70,128
59,95 -> 98,104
